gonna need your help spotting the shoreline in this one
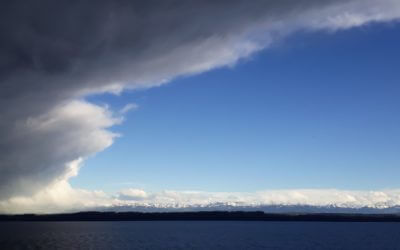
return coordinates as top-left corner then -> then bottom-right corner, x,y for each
1,211 -> 400,222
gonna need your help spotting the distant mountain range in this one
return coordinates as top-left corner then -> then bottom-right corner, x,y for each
100,203 -> 400,214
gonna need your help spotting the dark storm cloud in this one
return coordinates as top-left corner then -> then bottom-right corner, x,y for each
0,0 -> 399,200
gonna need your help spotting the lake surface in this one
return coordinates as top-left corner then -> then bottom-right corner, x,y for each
1,221 -> 399,249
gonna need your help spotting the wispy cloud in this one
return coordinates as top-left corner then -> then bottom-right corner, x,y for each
119,103 -> 139,114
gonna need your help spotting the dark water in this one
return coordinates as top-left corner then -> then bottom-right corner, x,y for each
1,221 -> 400,249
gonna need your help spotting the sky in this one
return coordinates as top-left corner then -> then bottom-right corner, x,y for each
74,23 -> 400,193
1,0 -> 400,213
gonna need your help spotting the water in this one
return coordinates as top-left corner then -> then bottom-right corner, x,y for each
1,221 -> 399,249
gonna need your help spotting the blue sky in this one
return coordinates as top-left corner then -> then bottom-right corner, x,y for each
71,22 -> 400,193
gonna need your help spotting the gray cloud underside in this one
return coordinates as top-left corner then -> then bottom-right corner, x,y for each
0,0 -> 400,209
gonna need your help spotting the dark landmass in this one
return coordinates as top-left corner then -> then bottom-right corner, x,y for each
1,211 -> 400,222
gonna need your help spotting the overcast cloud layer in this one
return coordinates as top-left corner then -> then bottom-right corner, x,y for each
1,0 -> 400,213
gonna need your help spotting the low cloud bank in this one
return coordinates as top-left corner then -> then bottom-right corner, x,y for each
2,187 -> 400,214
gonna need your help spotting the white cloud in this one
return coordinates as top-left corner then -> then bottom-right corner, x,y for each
3,187 -> 400,214
0,159 -> 112,214
304,0 -> 400,31
117,188 -> 148,201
